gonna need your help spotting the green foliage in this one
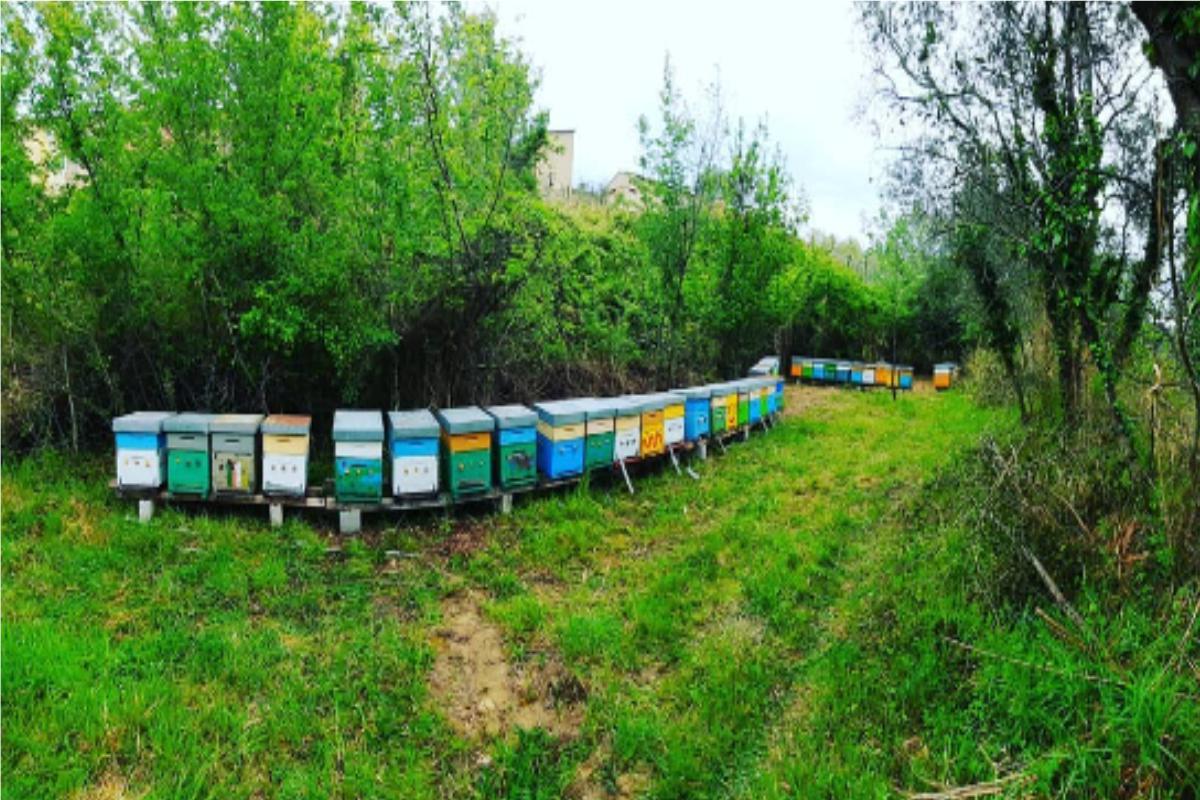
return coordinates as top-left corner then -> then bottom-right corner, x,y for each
2,4 -> 936,448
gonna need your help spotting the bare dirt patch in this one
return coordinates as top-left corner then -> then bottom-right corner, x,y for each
429,591 -> 585,740
782,384 -> 840,418
72,772 -> 145,800
568,743 -> 651,800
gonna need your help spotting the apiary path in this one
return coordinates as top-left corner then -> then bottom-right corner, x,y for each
1,384 -> 1002,798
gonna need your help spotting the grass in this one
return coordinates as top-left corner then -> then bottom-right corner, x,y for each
4,387 -> 1196,798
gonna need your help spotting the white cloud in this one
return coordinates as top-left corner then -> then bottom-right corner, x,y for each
483,0 -> 882,242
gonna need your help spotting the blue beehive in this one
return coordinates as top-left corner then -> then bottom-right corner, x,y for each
676,386 -> 712,441
812,362 -> 826,382
836,362 -> 852,384
113,411 -> 174,489
851,362 -> 864,385
535,400 -> 586,479
387,409 -> 440,497
774,377 -> 785,412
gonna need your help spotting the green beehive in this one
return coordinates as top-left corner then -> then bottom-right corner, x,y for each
164,413 -> 214,496
436,407 -> 494,499
578,398 -> 617,471
485,404 -> 537,490
709,383 -> 732,434
333,410 -> 385,503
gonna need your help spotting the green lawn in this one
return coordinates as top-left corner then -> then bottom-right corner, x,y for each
2,388 -> 1027,798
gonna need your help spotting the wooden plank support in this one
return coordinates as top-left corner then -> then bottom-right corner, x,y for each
667,446 -> 683,476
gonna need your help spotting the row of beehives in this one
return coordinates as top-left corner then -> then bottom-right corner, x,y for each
111,376 -> 785,504
789,358 -> 960,390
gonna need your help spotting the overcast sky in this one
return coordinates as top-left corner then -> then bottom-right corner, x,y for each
484,0 -> 884,243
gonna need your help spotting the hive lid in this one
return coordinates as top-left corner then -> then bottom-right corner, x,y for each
435,406 -> 494,435
333,409 -> 384,441
707,382 -> 735,397
534,400 -> 586,426
261,414 -> 311,435
631,393 -> 666,412
163,412 -> 215,434
485,404 -> 536,430
673,385 -> 712,400
611,396 -> 644,415
575,397 -> 619,419
652,391 -> 685,407
387,409 -> 439,438
112,411 -> 174,434
211,414 -> 264,434
934,362 -> 957,370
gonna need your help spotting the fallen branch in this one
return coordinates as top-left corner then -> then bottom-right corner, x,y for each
902,772 -> 1031,799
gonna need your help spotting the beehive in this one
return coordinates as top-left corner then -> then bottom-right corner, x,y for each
261,414 -> 311,496
812,361 -> 825,382
163,412 -> 213,495
759,377 -> 773,416
387,409 -> 440,497
437,407 -> 494,498
774,377 -> 785,413
676,386 -> 712,441
635,393 -> 667,457
789,356 -> 803,378
934,362 -> 956,390
210,414 -> 263,494
836,362 -> 852,384
876,363 -> 893,387
611,397 -> 643,461
709,383 -> 732,435
486,405 -> 537,490
535,400 -> 586,479
333,410 -> 384,502
851,362 -> 865,385
577,398 -> 617,471
661,391 -> 686,446
862,363 -> 877,385
113,411 -> 174,489
733,382 -> 750,428
743,380 -> 762,425
897,365 -> 914,390
823,361 -> 840,383
802,358 -> 815,381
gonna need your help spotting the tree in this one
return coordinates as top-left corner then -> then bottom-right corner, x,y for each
861,3 -> 1164,449
636,55 -> 722,384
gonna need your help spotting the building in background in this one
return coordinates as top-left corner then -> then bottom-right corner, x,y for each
604,170 -> 644,208
23,129 -> 88,196
536,129 -> 574,200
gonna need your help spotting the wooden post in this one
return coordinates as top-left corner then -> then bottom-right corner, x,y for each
338,509 -> 361,535
617,458 -> 635,494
